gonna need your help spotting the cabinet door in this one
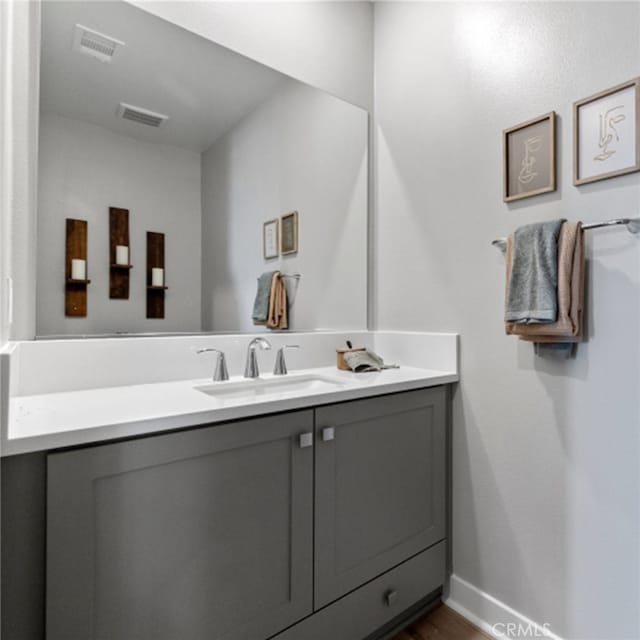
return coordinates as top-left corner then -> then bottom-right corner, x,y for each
47,411 -> 314,640
314,388 -> 446,608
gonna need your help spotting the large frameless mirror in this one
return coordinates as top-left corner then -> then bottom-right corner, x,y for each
36,1 -> 368,337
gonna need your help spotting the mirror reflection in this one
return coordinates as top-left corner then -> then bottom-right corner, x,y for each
37,1 -> 368,337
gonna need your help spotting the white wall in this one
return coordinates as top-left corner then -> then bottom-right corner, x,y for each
0,0 -> 39,346
127,1 -> 373,112
0,0 -> 10,348
37,114 -> 202,335
374,3 -> 640,639
201,80 -> 368,332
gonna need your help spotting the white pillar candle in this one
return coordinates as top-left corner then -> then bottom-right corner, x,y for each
71,259 -> 86,280
151,268 -> 164,287
115,245 -> 129,265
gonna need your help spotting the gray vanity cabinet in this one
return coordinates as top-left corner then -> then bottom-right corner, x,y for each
44,387 -> 448,640
314,387 -> 446,608
47,411 -> 314,640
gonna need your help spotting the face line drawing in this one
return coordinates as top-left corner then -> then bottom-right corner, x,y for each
518,135 -> 542,185
594,104 -> 626,162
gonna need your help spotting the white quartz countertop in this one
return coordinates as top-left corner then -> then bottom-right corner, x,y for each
4,366 -> 458,456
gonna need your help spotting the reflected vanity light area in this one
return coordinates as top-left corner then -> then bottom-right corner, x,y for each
37,1 -> 368,338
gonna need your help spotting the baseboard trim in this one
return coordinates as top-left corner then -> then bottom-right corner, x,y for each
444,574 -> 564,640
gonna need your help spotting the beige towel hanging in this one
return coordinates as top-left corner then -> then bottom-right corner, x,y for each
266,272 -> 288,329
505,222 -> 584,342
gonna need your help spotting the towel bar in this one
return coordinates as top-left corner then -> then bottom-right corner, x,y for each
492,217 -> 640,251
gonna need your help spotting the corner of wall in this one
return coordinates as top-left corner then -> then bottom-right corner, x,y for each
446,574 -> 564,640
1,0 -> 40,342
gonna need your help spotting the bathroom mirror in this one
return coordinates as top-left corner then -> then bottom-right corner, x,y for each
37,1 -> 368,337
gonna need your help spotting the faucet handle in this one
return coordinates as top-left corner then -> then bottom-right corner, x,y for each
274,345 -> 300,376
197,348 -> 229,381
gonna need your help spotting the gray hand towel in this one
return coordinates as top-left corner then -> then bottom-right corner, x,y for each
252,271 -> 277,322
343,349 -> 399,372
505,219 -> 565,324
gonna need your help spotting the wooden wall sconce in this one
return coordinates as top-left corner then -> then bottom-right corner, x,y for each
109,207 -> 133,299
65,218 -> 91,317
146,231 -> 168,319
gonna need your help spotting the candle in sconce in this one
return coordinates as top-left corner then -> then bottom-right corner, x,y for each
71,259 -> 86,281
151,268 -> 164,287
115,245 -> 129,265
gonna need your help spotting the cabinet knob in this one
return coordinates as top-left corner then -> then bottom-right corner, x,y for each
299,432 -> 313,448
385,589 -> 398,606
322,427 -> 335,442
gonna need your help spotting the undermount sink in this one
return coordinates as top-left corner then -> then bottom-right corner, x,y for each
194,373 -> 348,400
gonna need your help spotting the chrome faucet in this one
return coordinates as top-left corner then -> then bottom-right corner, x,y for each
197,348 -> 229,381
274,345 -> 300,375
244,337 -> 271,378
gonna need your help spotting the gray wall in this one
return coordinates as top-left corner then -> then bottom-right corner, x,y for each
201,80 -> 368,332
374,3 -> 640,639
0,0 -> 39,344
37,114 -> 202,335
127,1 -> 374,112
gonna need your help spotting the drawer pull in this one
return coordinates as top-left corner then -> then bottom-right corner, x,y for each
385,589 -> 398,606
322,427 -> 335,442
299,432 -> 313,448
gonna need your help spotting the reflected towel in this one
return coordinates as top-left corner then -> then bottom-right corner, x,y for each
266,272 -> 288,330
505,219 -> 565,324
506,222 -> 584,342
252,271 -> 277,322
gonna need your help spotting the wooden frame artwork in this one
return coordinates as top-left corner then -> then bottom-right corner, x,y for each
280,210 -> 298,255
263,219 -> 279,259
573,77 -> 640,185
503,111 -> 556,202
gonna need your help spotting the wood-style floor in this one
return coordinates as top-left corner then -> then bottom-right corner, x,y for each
391,604 -> 492,640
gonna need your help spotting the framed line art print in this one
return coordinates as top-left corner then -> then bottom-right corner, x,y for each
263,219 -> 279,259
503,111 -> 556,202
280,210 -> 298,255
573,77 -> 640,185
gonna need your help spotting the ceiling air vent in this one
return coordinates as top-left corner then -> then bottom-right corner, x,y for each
117,103 -> 170,128
72,24 -> 125,63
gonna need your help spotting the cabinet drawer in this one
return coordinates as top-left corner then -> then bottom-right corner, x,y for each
272,541 -> 446,640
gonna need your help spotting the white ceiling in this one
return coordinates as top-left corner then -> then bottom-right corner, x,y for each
40,1 -> 291,152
